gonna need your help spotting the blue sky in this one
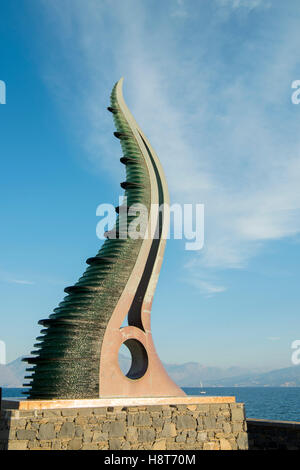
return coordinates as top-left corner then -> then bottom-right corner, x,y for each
1,0 -> 300,370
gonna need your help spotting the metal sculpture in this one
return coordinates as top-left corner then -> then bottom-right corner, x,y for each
24,79 -> 185,399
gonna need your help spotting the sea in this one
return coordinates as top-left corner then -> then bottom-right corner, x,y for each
2,387 -> 300,422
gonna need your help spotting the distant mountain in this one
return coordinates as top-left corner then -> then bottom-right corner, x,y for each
210,365 -> 300,387
8,357 -> 28,381
0,361 -> 25,387
1,356 -> 299,388
161,361 -> 261,387
0,356 -> 134,388
114,356 -> 264,386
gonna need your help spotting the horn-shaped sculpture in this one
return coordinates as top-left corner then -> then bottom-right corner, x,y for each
24,79 -> 185,399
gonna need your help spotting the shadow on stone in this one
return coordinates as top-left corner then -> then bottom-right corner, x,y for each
0,410 -> 12,450
247,419 -> 300,450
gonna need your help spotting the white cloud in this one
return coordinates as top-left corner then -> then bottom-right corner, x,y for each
187,277 -> 227,296
215,0 -> 270,11
171,0 -> 188,18
0,270 -> 35,285
1,277 -> 34,286
8,280 -> 35,285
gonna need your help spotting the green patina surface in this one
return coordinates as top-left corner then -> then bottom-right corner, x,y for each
24,83 -> 151,399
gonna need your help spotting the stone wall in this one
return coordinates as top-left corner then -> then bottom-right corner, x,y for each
247,418 -> 300,450
0,402 -> 248,450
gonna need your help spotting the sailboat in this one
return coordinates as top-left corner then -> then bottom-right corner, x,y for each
199,381 -> 206,394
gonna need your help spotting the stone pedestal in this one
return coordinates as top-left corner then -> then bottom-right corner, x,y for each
0,396 -> 248,450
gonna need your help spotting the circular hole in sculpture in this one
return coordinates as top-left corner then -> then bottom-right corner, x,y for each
118,343 -> 132,376
118,339 -> 148,380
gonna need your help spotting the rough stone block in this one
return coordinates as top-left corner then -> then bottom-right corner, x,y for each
187,405 -> 197,412
82,443 -> 99,450
133,412 -> 152,427
203,416 -> 217,429
77,408 -> 94,417
98,442 -> 109,450
127,414 -> 135,426
38,423 -> 56,440
138,428 -> 155,443
61,409 -> 78,417
75,426 -> 83,437
220,409 -> 231,419
162,407 -> 172,417
231,406 -> 245,422
39,440 -> 52,449
161,422 -> 177,438
108,421 -> 126,438
58,422 -> 75,439
18,411 -> 36,418
203,441 -> 220,450
88,416 -> 98,424
115,412 -> 127,421
176,405 -> 188,411
16,429 -> 36,440
232,422 -> 244,432
126,427 -> 138,442
196,416 -> 203,427
197,431 -> 208,442
67,438 -> 83,450
83,429 -> 93,443
228,438 -> 238,450
61,408 -> 78,418
237,432 -> 248,450
8,440 -> 29,450
210,404 -> 222,413
188,430 -> 197,439
176,431 -> 187,443
176,415 -> 196,431
148,406 -> 163,413
223,422 -> 232,434
92,431 -> 108,442
75,417 -> 88,426
152,439 -> 166,450
28,440 -> 41,449
121,441 -> 131,450
197,404 -> 210,413
220,404 -> 230,409
9,418 -> 26,429
93,408 -> 106,416
152,416 -> 164,428
109,438 -> 123,450
52,440 -> 62,450
42,410 -> 62,418
220,438 -> 232,450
